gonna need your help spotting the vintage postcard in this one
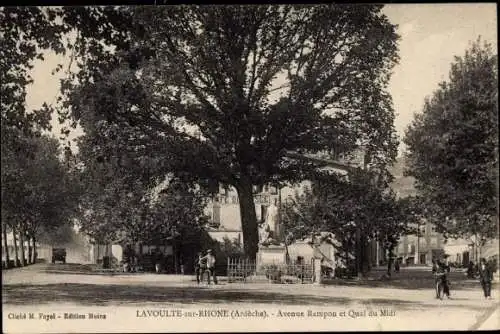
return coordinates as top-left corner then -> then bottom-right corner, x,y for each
2,3 -> 498,333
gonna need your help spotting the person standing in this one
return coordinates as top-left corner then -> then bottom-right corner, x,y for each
132,255 -> 138,273
386,249 -> 394,277
478,258 -> 493,299
431,258 -> 438,273
201,249 -> 217,285
467,261 -> 475,279
394,258 -> 400,273
153,248 -> 162,274
195,252 -> 206,284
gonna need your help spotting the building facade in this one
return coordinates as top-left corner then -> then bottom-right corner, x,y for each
1,230 -> 93,265
205,183 -> 281,244
443,237 -> 499,267
396,220 -> 445,265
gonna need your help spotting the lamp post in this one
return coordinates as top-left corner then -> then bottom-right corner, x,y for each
415,219 -> 420,265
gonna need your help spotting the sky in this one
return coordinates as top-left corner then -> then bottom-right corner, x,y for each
25,3 -> 498,155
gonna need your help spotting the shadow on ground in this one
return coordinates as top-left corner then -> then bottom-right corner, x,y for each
2,283 -> 355,306
322,277 -> 485,291
322,269 -> 489,291
43,263 -> 96,272
2,282 -> 489,312
0,282 -> 435,308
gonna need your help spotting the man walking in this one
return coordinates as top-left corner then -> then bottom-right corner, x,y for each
394,258 -> 400,273
201,249 -> 217,285
195,252 -> 206,284
434,259 -> 451,299
467,261 -> 475,279
479,258 -> 493,299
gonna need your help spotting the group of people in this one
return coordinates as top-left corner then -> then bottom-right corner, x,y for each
432,257 -> 494,299
195,249 -> 217,285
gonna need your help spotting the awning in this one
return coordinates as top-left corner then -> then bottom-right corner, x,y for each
482,248 -> 499,259
481,240 -> 499,259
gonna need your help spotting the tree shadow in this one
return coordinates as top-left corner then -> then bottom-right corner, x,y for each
322,279 -> 484,291
3,282 -> 490,313
323,271 -> 487,291
2,283 -> 420,308
44,263 -> 95,272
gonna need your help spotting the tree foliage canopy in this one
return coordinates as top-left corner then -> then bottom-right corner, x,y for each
61,5 -> 399,184
51,5 -> 400,258
1,7 -> 90,257
1,7 -> 68,136
1,133 -> 79,242
282,171 -> 412,252
76,136 -> 211,245
404,38 -> 498,241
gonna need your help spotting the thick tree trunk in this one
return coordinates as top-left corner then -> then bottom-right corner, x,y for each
19,230 -> 26,266
2,223 -> 11,269
13,227 -> 20,267
236,178 -> 259,260
33,236 -> 37,263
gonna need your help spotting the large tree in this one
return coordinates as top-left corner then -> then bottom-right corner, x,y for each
404,39 -> 498,245
59,5 -> 399,259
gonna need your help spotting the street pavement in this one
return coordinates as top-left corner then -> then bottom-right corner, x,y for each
477,307 -> 499,330
2,263 -> 499,332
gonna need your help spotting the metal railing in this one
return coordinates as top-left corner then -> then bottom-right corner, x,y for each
227,258 -> 257,283
227,257 -> 315,284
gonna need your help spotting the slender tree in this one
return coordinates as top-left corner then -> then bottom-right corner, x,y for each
11,225 -> 20,266
2,223 -> 10,268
